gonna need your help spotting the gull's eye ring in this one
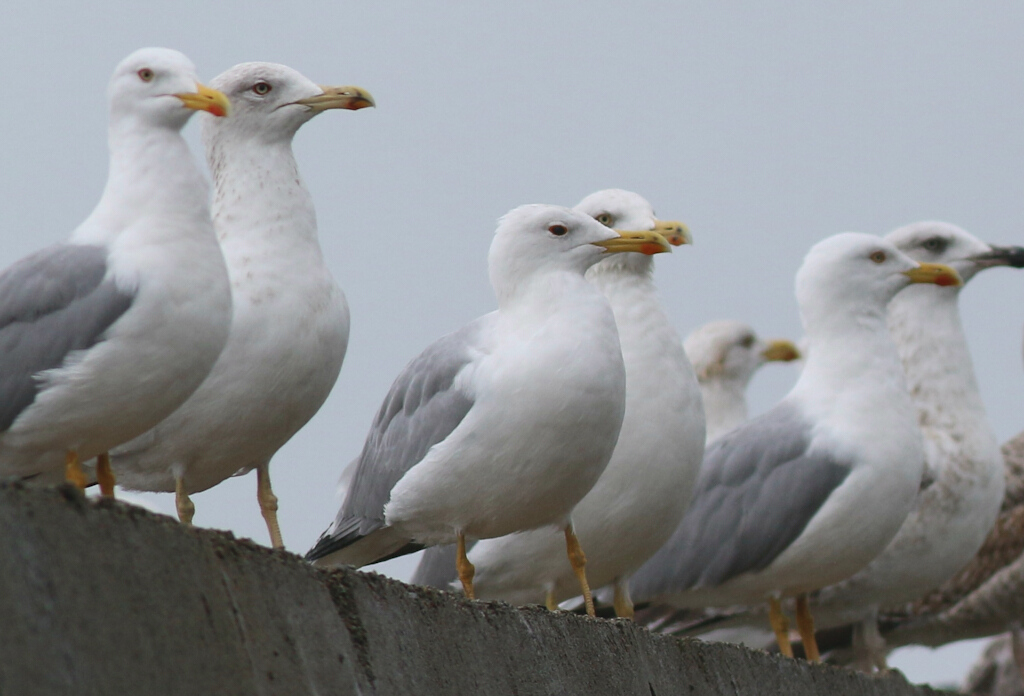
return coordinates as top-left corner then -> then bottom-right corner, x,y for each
870,250 -> 886,264
594,213 -> 613,227
137,68 -> 154,82
739,334 -> 756,349
548,224 -> 568,236
252,82 -> 272,95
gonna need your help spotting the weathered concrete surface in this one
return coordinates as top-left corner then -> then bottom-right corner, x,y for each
0,483 -> 947,696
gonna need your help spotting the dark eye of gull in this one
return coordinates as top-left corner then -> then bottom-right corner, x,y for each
548,224 -> 568,237
922,237 -> 946,253
252,82 -> 272,96
739,334 -> 756,349
137,68 -> 154,82
595,213 -> 613,227
870,251 -> 886,264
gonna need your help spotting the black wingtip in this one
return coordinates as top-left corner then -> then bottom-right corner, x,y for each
304,539 -> 331,563
305,528 -> 425,566
305,530 -> 355,563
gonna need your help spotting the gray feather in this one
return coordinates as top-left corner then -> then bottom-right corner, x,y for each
0,244 -> 134,432
631,402 -> 850,600
306,318 -> 484,563
412,543 -> 461,589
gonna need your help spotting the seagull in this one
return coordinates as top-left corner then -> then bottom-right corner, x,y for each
805,222 -> 1024,669
872,430 -> 1024,652
0,48 -> 232,494
629,232 -> 962,661
109,63 -> 373,549
306,204 -> 671,616
411,189 -> 704,619
683,320 -> 800,444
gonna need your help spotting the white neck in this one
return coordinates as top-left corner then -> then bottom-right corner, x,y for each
887,285 -> 989,435
497,267 -> 599,321
206,135 -> 320,255
586,251 -> 655,281
700,378 -> 749,443
74,122 -> 210,246
586,257 -> 655,300
792,299 -> 907,415
587,259 -> 669,398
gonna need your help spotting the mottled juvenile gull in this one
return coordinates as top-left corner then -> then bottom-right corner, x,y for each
306,204 -> 671,615
683,320 -> 800,444
629,232 -> 962,661
0,48 -> 231,493
110,63 -> 373,548
807,222 -> 1024,669
412,189 -> 703,618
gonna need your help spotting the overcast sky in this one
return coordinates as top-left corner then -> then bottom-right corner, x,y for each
2,1 -> 1022,686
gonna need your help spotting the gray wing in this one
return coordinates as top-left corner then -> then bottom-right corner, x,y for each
0,244 -> 134,432
305,317 -> 485,564
411,543 -> 461,589
630,401 -> 851,601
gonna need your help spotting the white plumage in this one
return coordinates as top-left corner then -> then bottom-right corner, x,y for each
631,233 -> 961,659
0,48 -> 232,490
308,204 -> 672,614
810,222 -> 1022,667
112,63 -> 373,548
684,320 -> 800,444
411,189 -> 705,617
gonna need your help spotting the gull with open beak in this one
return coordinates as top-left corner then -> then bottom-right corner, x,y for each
307,204 -> 671,615
110,63 -> 374,549
410,189 -> 706,619
0,48 -> 232,492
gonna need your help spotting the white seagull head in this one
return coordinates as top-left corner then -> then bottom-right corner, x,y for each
205,62 -> 374,144
796,232 -> 962,326
108,48 -> 229,130
887,221 -> 1024,285
488,204 -> 672,298
574,189 -> 691,274
684,320 -> 800,386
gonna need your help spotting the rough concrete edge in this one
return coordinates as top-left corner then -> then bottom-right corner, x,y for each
306,530 -> 951,694
1,482 -> 954,695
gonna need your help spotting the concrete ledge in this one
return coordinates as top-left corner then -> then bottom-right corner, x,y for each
0,483 -> 945,695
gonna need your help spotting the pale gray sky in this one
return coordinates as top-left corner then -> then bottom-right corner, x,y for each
2,1 -> 1022,686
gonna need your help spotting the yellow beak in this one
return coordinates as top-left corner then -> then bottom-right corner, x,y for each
903,262 -> 963,287
652,220 -> 692,246
593,230 -> 672,256
761,339 -> 801,363
295,85 -> 375,113
174,83 -> 230,118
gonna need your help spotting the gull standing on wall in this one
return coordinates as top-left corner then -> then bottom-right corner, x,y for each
111,63 -> 374,549
0,48 -> 231,493
307,205 -> 671,616
411,189 -> 704,619
629,233 -> 962,661
683,321 -> 800,444
807,222 -> 1024,668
